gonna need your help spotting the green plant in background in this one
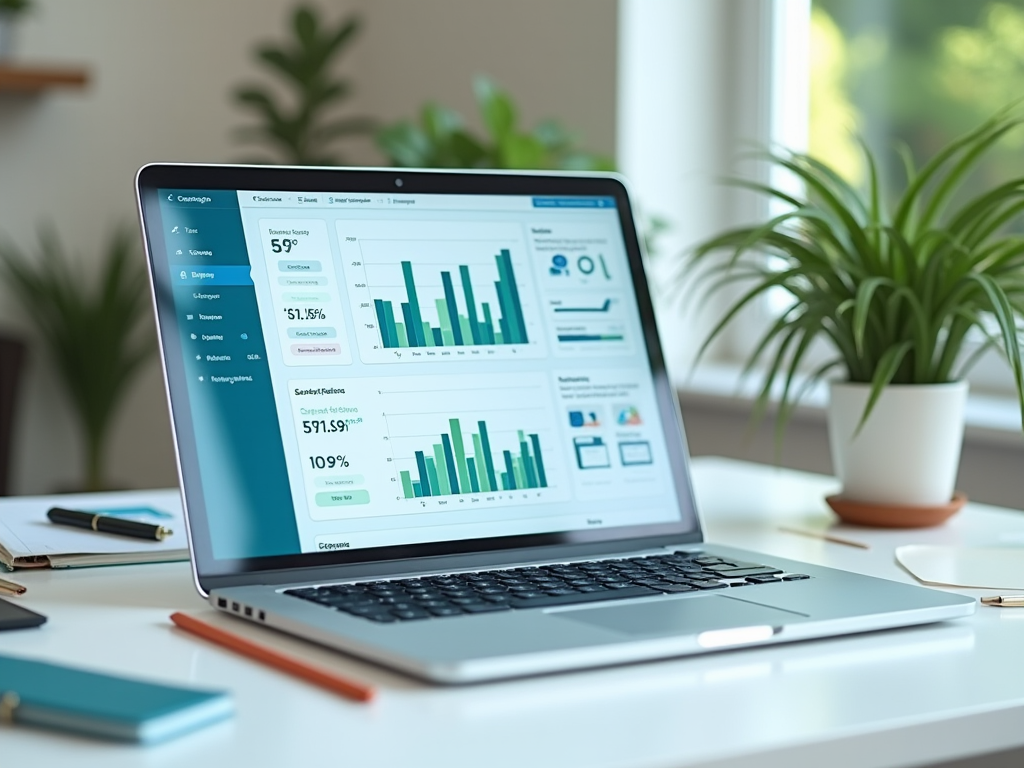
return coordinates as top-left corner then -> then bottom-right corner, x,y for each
0,228 -> 155,491
233,6 -> 375,165
377,76 -> 614,172
685,110 -> 1024,443
0,0 -> 32,13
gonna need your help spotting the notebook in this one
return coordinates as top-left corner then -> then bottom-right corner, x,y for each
0,488 -> 188,569
0,654 -> 233,743
135,164 -> 975,683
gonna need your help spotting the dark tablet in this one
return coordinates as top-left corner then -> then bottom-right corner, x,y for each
0,597 -> 47,630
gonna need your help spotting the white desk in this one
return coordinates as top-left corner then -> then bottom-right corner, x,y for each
2,457 -> 1023,768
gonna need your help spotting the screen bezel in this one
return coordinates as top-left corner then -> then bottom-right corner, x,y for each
136,164 -> 703,593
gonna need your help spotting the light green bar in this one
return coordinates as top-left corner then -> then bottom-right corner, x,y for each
512,456 -> 526,490
450,419 -> 471,494
395,321 -> 409,347
315,490 -> 371,506
472,433 -> 490,492
436,298 -> 454,344
400,471 -> 414,499
432,445 -> 451,495
421,321 -> 435,347
494,331 -> 504,344
458,315 -> 473,345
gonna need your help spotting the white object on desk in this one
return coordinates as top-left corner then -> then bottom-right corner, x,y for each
0,488 -> 187,569
896,545 -> 1024,589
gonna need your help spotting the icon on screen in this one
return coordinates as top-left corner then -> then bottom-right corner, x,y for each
171,226 -> 179,234
550,254 -> 569,276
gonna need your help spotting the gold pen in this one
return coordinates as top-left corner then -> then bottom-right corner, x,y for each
0,576 -> 26,596
980,595 -> 1024,607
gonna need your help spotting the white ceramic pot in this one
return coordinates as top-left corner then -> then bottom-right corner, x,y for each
827,380 -> 968,507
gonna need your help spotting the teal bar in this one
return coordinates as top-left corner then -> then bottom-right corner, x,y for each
495,280 -> 515,344
425,457 -> 442,498
503,450 -> 517,490
441,434 -> 461,494
460,265 -> 482,344
479,421 -> 498,490
415,450 -> 432,496
432,327 -> 444,345
374,299 -> 393,347
529,433 -> 547,487
450,418 -> 472,493
500,471 -> 509,491
520,439 -> 538,488
496,249 -> 528,343
401,261 -> 426,346
401,303 -> 418,348
481,303 -> 496,344
412,481 -> 422,497
467,458 -> 480,492
441,271 -> 464,345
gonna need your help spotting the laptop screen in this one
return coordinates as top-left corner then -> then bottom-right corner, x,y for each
138,168 -> 699,579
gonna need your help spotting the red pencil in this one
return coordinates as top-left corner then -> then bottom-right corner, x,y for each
169,611 -> 376,703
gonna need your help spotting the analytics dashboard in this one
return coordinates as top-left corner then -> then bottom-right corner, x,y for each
157,189 -> 684,560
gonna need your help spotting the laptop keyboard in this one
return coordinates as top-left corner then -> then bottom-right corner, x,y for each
283,551 -> 811,623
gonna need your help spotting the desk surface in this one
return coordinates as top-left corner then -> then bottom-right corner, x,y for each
2,457 -> 1022,768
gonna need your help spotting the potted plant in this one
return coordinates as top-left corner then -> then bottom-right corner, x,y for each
0,226 -> 155,491
0,0 -> 31,60
685,111 -> 1024,527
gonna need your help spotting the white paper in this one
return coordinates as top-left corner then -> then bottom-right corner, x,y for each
0,488 -> 188,568
896,545 -> 1024,589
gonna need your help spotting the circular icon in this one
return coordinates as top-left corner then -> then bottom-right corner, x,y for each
240,333 -> 248,340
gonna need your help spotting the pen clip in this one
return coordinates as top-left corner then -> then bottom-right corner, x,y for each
0,691 -> 20,724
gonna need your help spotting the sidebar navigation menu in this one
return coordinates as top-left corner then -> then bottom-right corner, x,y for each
159,190 -> 300,559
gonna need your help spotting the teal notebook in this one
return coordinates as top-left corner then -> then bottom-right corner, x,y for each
0,655 -> 233,744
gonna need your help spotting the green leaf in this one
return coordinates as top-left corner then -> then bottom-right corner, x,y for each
473,76 -> 516,142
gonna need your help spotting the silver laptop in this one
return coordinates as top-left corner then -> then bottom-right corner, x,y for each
136,164 -> 974,683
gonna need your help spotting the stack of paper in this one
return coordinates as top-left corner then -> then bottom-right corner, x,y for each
0,488 -> 188,569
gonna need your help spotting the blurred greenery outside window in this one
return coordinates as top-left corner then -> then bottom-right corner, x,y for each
772,0 -> 1024,393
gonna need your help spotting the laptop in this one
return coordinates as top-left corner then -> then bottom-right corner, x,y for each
135,164 -> 975,683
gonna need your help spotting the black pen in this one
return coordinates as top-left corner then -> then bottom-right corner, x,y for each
46,507 -> 173,542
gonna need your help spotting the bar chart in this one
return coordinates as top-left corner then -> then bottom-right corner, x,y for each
373,249 -> 528,349
339,220 -> 544,364
377,372 -> 567,508
399,418 -> 548,499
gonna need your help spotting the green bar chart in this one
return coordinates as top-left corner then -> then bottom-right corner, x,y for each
372,249 -> 528,350
398,418 -> 548,499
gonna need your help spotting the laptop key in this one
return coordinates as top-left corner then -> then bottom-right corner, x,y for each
462,602 -> 512,613
509,586 -> 659,609
782,574 -> 811,581
392,609 -> 431,620
687,580 -> 729,590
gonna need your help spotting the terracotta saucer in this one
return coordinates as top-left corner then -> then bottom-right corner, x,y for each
825,492 -> 967,528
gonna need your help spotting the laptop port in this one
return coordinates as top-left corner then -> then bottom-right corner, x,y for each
244,606 -> 253,617
217,598 -> 227,608
258,611 -> 266,621
231,601 -> 240,612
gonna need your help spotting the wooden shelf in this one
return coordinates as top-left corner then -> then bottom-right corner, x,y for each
0,64 -> 88,92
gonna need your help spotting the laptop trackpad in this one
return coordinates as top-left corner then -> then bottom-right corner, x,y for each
552,595 -> 803,637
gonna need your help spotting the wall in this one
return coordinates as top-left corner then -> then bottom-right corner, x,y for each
0,0 -> 617,494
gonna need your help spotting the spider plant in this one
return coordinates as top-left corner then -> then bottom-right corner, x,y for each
0,227 -> 155,491
686,110 -> 1024,441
